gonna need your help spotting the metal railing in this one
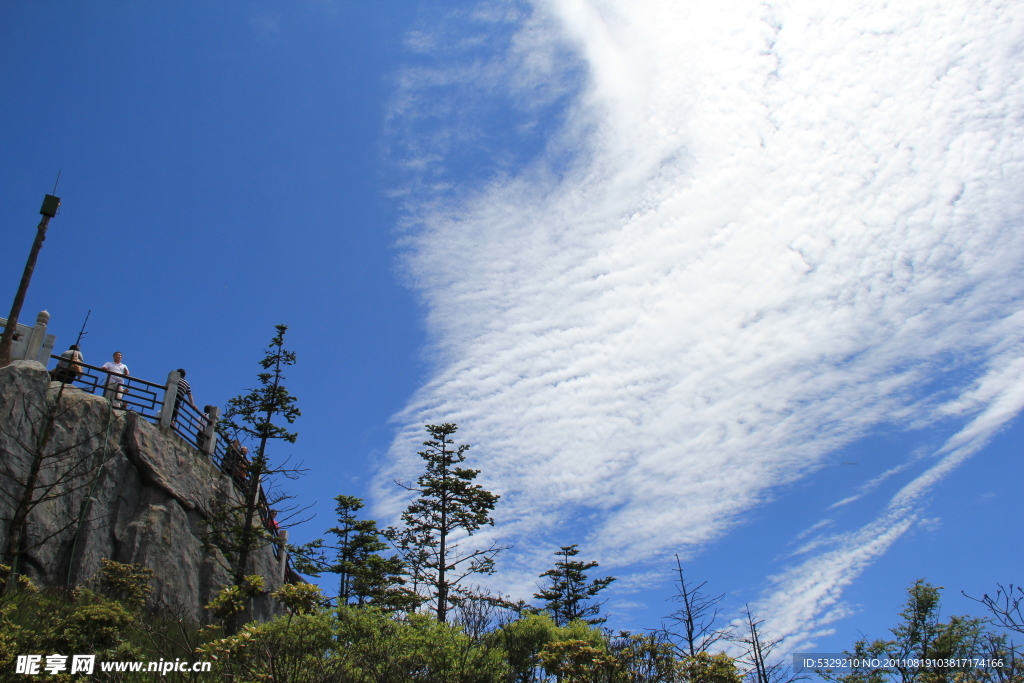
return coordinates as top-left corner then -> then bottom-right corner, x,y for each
49,355 -> 166,421
48,354 -> 291,569
171,397 -> 207,450
215,438 -> 250,489
213,433 -> 230,471
49,356 -> 215,455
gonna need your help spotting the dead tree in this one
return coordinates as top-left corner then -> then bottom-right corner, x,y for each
966,584 -> 1024,683
967,584 -> 1024,636
739,606 -> 805,683
659,554 -> 734,658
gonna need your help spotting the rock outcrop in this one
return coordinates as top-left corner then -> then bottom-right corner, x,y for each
0,361 -> 284,621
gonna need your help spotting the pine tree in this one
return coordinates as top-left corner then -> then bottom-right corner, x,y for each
216,325 -> 301,590
291,495 -> 419,611
534,544 -> 615,626
385,423 -> 506,623
328,495 -> 389,605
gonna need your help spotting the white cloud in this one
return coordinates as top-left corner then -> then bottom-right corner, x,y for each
827,457 -> 921,510
754,361 -> 1024,650
381,0 -> 1024,637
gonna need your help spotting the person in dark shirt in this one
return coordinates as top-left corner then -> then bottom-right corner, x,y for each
172,368 -> 197,423
234,445 -> 251,487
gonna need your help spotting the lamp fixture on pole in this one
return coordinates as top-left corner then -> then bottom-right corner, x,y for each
0,193 -> 61,366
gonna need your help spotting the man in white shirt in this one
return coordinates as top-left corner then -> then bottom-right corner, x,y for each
101,351 -> 130,408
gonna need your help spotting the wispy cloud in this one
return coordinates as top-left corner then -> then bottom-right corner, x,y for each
827,457 -> 921,510
756,364 -> 1024,650
380,0 -> 1024,637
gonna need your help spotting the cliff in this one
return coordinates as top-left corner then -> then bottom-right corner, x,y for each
0,360 -> 285,621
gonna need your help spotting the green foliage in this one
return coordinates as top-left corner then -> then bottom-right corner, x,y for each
539,639 -> 619,682
215,324 -> 303,614
221,323 -> 301,447
558,618 -> 611,649
678,651 -> 744,683
0,582 -> 136,670
292,494 -> 420,612
273,582 -> 326,616
492,612 -> 561,682
197,612 -> 337,681
96,558 -> 153,611
205,574 -> 267,623
0,561 -> 229,682
534,544 -> 616,626
490,612 -> 614,682
387,423 -> 505,623
0,564 -> 657,683
59,598 -> 136,653
610,632 -> 683,683
200,605 -> 510,682
823,580 -> 997,683
335,608 -> 509,683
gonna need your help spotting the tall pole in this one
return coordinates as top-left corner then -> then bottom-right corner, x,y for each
0,194 -> 60,366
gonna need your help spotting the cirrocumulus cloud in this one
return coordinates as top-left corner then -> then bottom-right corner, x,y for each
379,0 -> 1024,641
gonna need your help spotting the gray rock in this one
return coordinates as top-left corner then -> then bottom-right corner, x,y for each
0,361 -> 288,621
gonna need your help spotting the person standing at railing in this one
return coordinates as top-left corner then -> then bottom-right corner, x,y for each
223,439 -> 241,479
223,440 -> 251,487
172,368 -> 198,422
51,344 -> 84,384
235,445 -> 250,485
101,351 -> 130,408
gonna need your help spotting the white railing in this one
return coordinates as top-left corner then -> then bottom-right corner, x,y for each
0,310 -> 56,363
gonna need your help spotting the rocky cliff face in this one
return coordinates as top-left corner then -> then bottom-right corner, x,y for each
0,361 -> 284,621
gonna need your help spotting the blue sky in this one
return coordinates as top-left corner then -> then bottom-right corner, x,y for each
2,0 -> 1022,659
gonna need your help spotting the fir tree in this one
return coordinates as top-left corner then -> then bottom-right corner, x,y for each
534,544 -> 615,626
291,495 -> 419,611
215,325 -> 302,591
386,423 -> 506,623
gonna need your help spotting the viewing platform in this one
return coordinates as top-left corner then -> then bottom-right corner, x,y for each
2,310 -> 299,581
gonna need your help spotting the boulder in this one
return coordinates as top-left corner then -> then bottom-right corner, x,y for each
0,361 -> 287,621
